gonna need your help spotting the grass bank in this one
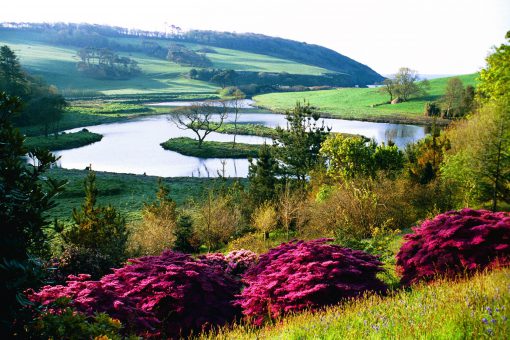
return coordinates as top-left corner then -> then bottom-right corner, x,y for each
254,74 -> 478,125
161,137 -> 260,158
24,129 -> 102,151
202,268 -> 510,339
47,168 -> 241,221
215,123 -> 277,138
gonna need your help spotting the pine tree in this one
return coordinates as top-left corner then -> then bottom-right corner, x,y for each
248,143 -> 279,205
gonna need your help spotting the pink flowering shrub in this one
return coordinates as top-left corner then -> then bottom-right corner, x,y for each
225,249 -> 258,275
396,209 -> 510,286
198,250 -> 258,276
28,251 -> 241,338
238,239 -> 387,325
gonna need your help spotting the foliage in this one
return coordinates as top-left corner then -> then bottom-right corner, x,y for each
238,239 -> 387,325
320,134 -> 404,180
173,213 -> 196,253
442,101 -> 510,210
24,129 -> 103,151
225,249 -> 258,276
28,250 -> 242,338
202,269 -> 510,339
477,31 -> 510,103
30,299 -> 126,339
62,171 -> 128,277
439,77 -> 474,118
396,209 -> 510,286
192,190 -> 243,251
77,48 -> 141,80
55,246 -> 114,283
248,143 -> 279,205
0,92 -> 65,336
128,180 -> 177,256
406,126 -> 450,184
161,137 -> 260,158
273,101 -> 330,182
0,45 -> 67,130
385,67 -> 428,102
251,202 -> 278,241
166,44 -> 212,67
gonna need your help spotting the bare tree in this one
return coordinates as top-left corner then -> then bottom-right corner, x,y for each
169,102 -> 228,148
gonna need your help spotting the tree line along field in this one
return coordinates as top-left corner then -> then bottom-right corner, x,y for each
0,30 -> 330,98
254,73 -> 478,124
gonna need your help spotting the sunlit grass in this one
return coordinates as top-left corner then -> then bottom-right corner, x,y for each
200,268 -> 510,339
254,74 -> 478,123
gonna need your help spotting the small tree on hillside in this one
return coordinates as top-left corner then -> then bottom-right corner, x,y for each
169,102 -> 228,148
382,67 -> 428,102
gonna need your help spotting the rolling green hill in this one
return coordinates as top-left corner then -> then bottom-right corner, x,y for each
0,24 -> 383,99
254,73 -> 478,124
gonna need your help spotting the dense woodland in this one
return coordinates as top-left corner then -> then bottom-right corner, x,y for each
0,23 -> 509,338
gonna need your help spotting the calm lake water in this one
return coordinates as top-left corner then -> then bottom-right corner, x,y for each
54,107 -> 426,177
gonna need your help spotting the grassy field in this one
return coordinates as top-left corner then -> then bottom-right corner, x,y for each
254,74 -> 478,124
0,30 -> 329,98
161,137 -> 261,158
202,268 -> 510,339
46,168 -> 237,221
24,130 -> 102,151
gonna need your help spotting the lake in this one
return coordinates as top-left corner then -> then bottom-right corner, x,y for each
54,108 -> 426,177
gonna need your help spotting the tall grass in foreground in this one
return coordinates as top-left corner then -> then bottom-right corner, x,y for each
201,268 -> 510,339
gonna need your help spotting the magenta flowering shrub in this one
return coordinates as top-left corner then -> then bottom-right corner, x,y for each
28,251 -> 241,338
396,209 -> 510,286
225,249 -> 258,276
238,239 -> 387,325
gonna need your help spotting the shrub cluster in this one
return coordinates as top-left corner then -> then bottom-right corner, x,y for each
29,251 -> 241,338
396,209 -> 510,285
198,249 -> 258,276
238,239 -> 387,325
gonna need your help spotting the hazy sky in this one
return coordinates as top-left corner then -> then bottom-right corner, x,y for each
1,0 -> 509,75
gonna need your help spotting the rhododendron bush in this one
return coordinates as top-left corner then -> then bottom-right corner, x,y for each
198,249 -> 258,276
396,209 -> 510,286
238,239 -> 387,325
28,251 -> 241,338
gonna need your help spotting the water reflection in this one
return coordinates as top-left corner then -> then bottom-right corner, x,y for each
54,112 -> 426,177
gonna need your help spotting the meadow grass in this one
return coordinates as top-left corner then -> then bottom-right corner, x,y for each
201,268 -> 510,339
46,168 -> 237,221
24,130 -> 102,151
254,74 -> 478,124
161,137 -> 261,158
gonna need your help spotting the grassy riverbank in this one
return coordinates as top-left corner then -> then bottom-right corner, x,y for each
161,137 -> 261,158
201,268 -> 510,339
47,168 -> 240,221
216,123 -> 277,138
254,74 -> 478,125
24,129 -> 102,151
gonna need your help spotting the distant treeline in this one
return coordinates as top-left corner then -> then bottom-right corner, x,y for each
189,68 -> 354,93
0,23 -> 383,86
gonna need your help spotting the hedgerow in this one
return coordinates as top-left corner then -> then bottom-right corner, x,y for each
396,209 -> 510,286
238,239 -> 387,325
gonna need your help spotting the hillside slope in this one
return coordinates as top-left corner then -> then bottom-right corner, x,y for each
0,23 -> 384,98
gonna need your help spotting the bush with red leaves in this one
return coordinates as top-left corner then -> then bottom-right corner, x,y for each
238,239 -> 387,325
28,251 -> 241,338
396,209 -> 510,286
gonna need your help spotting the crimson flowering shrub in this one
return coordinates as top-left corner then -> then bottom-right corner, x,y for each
238,239 -> 387,325
28,251 -> 241,338
396,209 -> 510,286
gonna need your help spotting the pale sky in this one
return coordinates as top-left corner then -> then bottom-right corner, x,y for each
1,0 -> 509,75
